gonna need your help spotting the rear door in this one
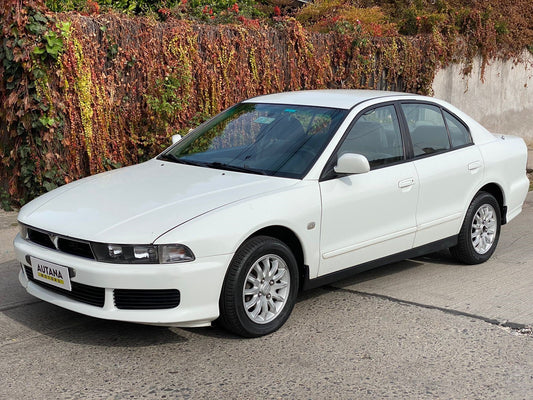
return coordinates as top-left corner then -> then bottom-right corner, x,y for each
399,102 -> 484,247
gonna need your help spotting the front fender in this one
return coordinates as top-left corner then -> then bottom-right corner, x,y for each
155,181 -> 322,278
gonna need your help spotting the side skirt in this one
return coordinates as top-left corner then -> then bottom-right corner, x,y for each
301,236 -> 458,291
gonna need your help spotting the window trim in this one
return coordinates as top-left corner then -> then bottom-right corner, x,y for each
397,100 -> 474,161
319,99 -> 475,181
441,108 -> 474,150
320,101 -> 409,181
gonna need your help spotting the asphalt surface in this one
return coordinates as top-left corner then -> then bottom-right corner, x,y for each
0,192 -> 532,399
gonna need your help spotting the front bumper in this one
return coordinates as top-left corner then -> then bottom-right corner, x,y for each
14,234 -> 232,327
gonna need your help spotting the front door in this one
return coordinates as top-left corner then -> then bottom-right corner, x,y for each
318,104 -> 419,276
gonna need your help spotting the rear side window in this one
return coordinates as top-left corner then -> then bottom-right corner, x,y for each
444,111 -> 472,147
401,103 -> 450,157
337,105 -> 404,169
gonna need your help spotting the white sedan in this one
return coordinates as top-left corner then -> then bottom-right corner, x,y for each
15,90 -> 529,337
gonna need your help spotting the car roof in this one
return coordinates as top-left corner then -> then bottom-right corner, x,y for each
244,89 -> 415,110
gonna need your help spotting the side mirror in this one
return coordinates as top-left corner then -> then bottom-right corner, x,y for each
334,153 -> 370,175
172,134 -> 182,144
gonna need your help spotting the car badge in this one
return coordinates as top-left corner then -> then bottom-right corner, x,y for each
49,234 -> 59,250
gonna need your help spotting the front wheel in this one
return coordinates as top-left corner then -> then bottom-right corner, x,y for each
218,236 -> 299,337
450,191 -> 501,264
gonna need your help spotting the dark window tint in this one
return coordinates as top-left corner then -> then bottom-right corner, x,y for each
402,104 -> 450,157
337,105 -> 404,169
444,111 -> 472,147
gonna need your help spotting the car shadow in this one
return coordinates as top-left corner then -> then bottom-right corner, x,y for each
1,303 -> 190,347
413,248 -> 461,265
325,249 -> 462,288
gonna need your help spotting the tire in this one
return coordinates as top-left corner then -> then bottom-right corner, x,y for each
450,191 -> 501,264
218,236 -> 299,337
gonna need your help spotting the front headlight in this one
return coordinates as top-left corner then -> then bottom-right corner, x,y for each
19,224 -> 28,240
92,243 -> 195,264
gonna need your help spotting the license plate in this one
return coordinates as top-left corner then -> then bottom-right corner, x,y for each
30,256 -> 72,291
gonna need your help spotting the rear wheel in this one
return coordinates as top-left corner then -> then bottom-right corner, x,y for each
450,191 -> 501,264
218,236 -> 299,337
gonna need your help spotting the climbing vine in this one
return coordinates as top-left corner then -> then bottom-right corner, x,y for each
0,0 -> 68,208
2,0 -> 533,209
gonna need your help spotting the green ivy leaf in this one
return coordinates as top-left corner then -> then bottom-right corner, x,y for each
33,12 -> 48,24
39,116 -> 55,128
26,22 -> 46,35
43,181 -> 57,192
33,45 -> 46,55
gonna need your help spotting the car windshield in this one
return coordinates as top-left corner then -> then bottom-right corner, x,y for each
160,103 -> 348,178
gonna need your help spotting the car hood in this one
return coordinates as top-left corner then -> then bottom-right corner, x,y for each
18,159 -> 297,243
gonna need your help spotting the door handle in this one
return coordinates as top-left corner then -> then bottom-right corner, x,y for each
398,178 -> 415,189
468,161 -> 482,171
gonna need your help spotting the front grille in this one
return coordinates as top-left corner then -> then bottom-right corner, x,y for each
26,227 -> 95,260
57,237 -> 94,259
24,265 -> 105,308
114,289 -> 181,310
27,229 -> 55,249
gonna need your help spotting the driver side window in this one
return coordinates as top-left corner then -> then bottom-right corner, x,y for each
337,105 -> 404,169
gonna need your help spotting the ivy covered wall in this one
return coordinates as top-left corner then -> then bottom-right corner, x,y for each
0,0 -> 499,208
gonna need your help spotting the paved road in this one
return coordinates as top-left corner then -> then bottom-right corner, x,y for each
0,195 -> 532,399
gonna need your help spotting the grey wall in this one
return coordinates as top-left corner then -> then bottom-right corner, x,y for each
432,51 -> 533,146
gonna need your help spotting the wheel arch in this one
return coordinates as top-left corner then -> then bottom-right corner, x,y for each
478,183 -> 507,224
249,225 -> 306,290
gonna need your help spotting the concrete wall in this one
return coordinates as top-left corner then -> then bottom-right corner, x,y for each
432,51 -> 533,146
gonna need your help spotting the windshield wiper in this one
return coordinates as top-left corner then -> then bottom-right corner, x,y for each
159,156 -> 267,175
204,162 -> 267,175
158,154 -> 203,166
